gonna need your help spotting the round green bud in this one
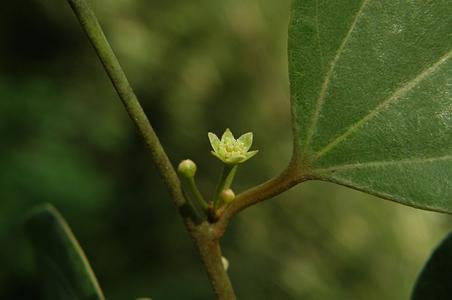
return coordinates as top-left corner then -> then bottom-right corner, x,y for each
177,159 -> 197,178
219,189 -> 235,204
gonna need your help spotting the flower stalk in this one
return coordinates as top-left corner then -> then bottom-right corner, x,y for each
178,160 -> 208,219
208,128 -> 258,215
213,164 -> 237,209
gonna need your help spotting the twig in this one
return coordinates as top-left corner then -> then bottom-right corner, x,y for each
65,0 -> 236,298
214,164 -> 306,238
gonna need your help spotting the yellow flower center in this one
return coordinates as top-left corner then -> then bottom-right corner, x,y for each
219,138 -> 246,159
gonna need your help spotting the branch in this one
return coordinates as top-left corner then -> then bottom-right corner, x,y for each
191,224 -> 237,300
66,0 -> 185,208
214,163 -> 307,238
65,0 -> 236,298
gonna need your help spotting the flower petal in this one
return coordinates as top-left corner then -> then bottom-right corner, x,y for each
241,150 -> 258,163
225,155 -> 244,165
238,132 -> 253,151
210,151 -> 227,163
221,128 -> 235,141
208,132 -> 221,153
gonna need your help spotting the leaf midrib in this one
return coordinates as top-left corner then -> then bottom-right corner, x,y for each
302,0 -> 370,153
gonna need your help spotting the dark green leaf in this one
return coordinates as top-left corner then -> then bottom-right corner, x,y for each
25,204 -> 105,300
412,233 -> 452,300
289,0 -> 451,211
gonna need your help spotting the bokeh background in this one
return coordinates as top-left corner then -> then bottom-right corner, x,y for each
1,0 -> 451,299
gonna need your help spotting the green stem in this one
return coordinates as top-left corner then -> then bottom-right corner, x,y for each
180,176 -> 208,219
214,165 -> 238,208
66,0 -> 236,298
189,177 -> 209,210
179,182 -> 206,223
67,0 -> 186,208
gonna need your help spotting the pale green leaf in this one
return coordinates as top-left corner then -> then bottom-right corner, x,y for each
289,0 -> 452,211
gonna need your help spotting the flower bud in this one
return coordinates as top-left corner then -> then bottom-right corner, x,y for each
177,159 -> 197,178
219,189 -> 235,204
221,256 -> 229,271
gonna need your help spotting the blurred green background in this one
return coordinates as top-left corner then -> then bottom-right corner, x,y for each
0,0 -> 450,299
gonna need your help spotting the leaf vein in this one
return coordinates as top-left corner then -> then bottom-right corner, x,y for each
303,0 -> 370,153
315,49 -> 452,160
315,154 -> 452,173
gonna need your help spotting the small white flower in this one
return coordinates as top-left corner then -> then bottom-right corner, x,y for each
208,128 -> 258,165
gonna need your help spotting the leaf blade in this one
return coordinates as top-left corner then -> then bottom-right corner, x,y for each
25,204 -> 105,300
289,0 -> 452,211
412,233 -> 452,300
